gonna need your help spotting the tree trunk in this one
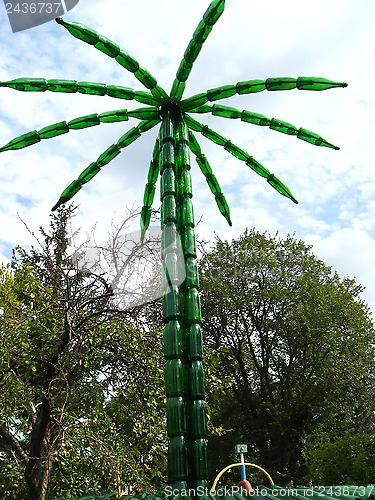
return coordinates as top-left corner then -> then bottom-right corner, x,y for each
161,113 -> 207,492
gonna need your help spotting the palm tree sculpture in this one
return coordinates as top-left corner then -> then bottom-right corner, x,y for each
0,0 -> 346,493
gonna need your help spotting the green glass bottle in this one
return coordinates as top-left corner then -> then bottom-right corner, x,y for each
201,126 -> 226,146
161,194 -> 177,225
180,198 -> 194,228
187,324 -> 203,361
224,141 -> 248,161
176,59 -> 193,83
213,104 -> 242,119
241,110 -> 271,126
38,121 -> 69,139
0,77 -> 47,92
106,85 -> 135,100
97,144 -> 121,167
164,320 -> 184,360
297,76 -> 347,91
177,170 -> 193,199
56,18 -> 99,45
193,19 -> 213,44
163,252 -> 182,288
134,66 -> 157,90
0,131 -> 39,152
190,439 -> 208,479
246,157 -> 270,178
161,142 -> 175,169
270,118 -> 298,135
162,223 -> 179,255
167,397 -> 187,437
203,0 -> 225,26
185,288 -> 201,323
128,107 -> 159,120
115,51 -> 139,72
189,361 -> 205,399
185,258 -> 199,289
95,35 -> 120,58
99,109 -> 129,123
265,77 -> 297,91
161,168 -> 176,197
182,228 -> 197,258
170,79 -> 186,103
68,114 -> 99,130
184,39 -> 203,64
160,116 -> 174,143
78,81 -> 107,96
189,400 -> 206,439
176,143 -> 191,170
163,286 -> 180,321
168,437 -> 188,481
47,79 -> 78,93
134,91 -> 158,106
77,163 -> 101,184
236,79 -> 266,94
196,155 -> 213,176
117,127 -> 141,148
143,182 -> 156,207
181,93 -> 209,112
207,84 -> 236,101
165,359 -> 186,397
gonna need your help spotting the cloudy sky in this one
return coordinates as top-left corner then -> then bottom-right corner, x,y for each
0,0 -> 374,315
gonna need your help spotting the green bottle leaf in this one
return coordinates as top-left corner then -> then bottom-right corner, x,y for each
128,107 -> 160,120
241,110 -> 271,126
134,67 -> 157,90
106,85 -> 135,100
0,130 -> 40,152
212,104 -> 242,119
77,162 -> 101,184
267,174 -> 298,203
98,109 -> 129,123
134,91 -> 158,106
224,141 -> 248,161
117,127 -> 141,148
38,121 -> 69,139
77,81 -> 107,96
297,77 -> 348,91
68,114 -> 100,130
246,157 -> 270,178
270,118 -> 298,135
0,77 -> 47,92
97,144 -> 121,167
203,0 -> 226,26
56,18 -> 99,45
95,35 -> 120,58
215,192 -> 232,226
115,50 -> 140,73
181,93 -> 209,111
297,128 -> 339,150
266,77 -> 297,91
236,79 -> 266,94
47,79 -> 78,93
206,84 -> 236,102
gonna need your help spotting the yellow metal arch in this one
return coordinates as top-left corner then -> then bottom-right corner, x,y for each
210,462 -> 274,493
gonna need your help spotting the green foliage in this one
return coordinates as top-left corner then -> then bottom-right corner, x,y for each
0,206 -> 167,499
303,429 -> 375,485
199,229 -> 375,485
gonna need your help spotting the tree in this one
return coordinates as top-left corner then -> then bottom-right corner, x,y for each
0,0 -> 347,490
0,206 -> 167,499
200,229 -> 375,485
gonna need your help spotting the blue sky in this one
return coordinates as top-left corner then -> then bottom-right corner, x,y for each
0,0 -> 374,315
